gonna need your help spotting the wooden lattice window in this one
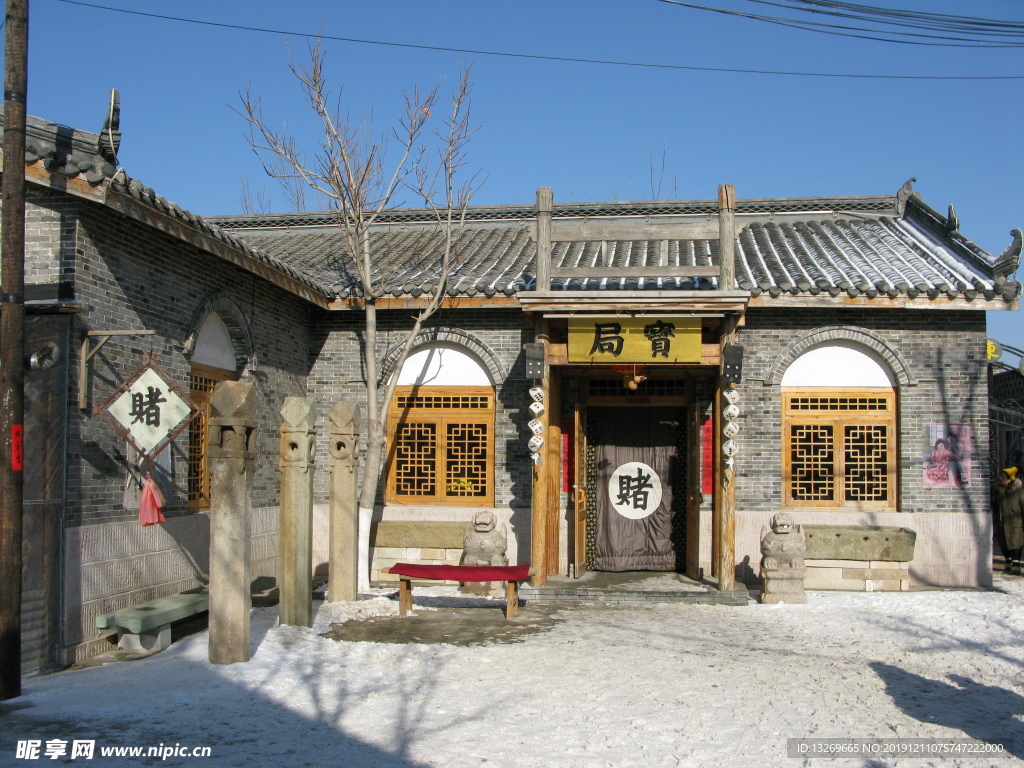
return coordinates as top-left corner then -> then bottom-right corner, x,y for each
783,387 -> 896,510
188,363 -> 237,509
386,386 -> 495,505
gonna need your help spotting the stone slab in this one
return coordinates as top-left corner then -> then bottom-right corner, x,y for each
96,592 -> 209,634
871,560 -> 909,570
371,521 -> 467,549
843,568 -> 909,580
805,559 -> 869,569
117,624 -> 170,653
804,578 -> 868,590
804,567 -> 846,580
803,525 -> 916,562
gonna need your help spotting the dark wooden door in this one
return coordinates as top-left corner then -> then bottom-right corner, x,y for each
592,407 -> 679,571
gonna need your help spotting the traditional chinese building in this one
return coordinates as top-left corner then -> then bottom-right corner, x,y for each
5,101 -> 1021,673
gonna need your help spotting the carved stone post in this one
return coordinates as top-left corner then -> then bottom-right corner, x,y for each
207,381 -> 257,665
278,397 -> 316,627
328,402 -> 361,602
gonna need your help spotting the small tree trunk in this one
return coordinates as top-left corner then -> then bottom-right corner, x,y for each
357,298 -> 381,592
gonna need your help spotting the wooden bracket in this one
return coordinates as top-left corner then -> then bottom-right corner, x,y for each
78,329 -> 156,411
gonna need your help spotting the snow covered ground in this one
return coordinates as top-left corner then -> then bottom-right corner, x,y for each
2,578 -> 1024,768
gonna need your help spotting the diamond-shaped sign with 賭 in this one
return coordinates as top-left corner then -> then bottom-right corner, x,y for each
105,366 -> 195,457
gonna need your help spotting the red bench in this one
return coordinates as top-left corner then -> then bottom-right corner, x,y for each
384,563 -> 535,619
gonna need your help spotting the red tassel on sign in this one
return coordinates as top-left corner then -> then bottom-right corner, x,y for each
139,471 -> 166,526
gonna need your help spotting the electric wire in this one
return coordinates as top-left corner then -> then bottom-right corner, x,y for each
656,0 -> 1024,48
55,0 -> 1024,81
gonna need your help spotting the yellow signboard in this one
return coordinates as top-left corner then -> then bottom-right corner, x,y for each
568,317 -> 701,363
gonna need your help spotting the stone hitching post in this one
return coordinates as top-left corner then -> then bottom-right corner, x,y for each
760,512 -> 807,604
207,381 -> 258,664
278,397 -> 316,627
328,402 -> 361,603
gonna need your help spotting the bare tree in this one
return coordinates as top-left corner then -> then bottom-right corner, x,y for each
239,174 -> 271,214
238,40 -> 480,591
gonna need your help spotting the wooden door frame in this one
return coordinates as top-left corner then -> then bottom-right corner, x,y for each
571,401 -> 588,578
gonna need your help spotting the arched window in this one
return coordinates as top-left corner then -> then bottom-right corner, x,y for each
386,343 -> 495,506
188,313 -> 239,508
781,342 -> 897,510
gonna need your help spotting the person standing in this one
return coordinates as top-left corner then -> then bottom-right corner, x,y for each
996,467 -> 1023,573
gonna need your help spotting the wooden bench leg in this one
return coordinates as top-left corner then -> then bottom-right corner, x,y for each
399,578 -> 413,618
505,581 -> 519,619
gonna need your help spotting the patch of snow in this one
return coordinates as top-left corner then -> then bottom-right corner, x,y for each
2,578 -> 1022,767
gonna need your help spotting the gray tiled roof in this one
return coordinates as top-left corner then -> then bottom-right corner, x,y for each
211,190 -> 1021,303
3,111 -> 119,185
107,175 -> 333,296
3,103 -> 334,300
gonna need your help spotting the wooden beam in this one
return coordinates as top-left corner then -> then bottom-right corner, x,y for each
24,163 -> 105,202
78,330 -> 157,411
537,220 -> 720,243
327,295 -> 521,311
536,188 -> 553,292
519,290 -> 751,316
718,184 -> 736,291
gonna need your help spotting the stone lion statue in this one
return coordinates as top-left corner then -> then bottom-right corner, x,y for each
459,511 -> 508,596
760,512 -> 807,604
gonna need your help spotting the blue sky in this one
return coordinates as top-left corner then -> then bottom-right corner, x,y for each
18,0 -> 1024,352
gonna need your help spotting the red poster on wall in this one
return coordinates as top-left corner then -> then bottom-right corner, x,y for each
701,416 -> 714,494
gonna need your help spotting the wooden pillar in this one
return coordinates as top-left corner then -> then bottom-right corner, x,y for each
685,381 -> 701,580
714,315 -> 738,592
530,317 -> 550,586
711,386 -> 721,579
278,397 -> 316,627
0,0 -> 28,701
718,184 -> 736,291
536,187 -> 552,292
545,367 -> 561,574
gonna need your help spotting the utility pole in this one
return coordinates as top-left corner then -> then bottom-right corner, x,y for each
0,0 -> 29,701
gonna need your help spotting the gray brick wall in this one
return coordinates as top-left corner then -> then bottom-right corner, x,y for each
24,187 -> 314,661
306,307 -> 535,511
63,192 -> 312,527
26,187 -> 76,288
734,307 -> 990,516
732,307 -> 991,586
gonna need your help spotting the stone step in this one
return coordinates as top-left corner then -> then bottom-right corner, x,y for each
519,586 -> 749,606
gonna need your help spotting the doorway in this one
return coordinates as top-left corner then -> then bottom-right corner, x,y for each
585,407 -> 685,572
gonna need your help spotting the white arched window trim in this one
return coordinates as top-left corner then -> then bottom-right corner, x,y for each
388,342 -> 495,506
396,342 -> 493,386
781,341 -> 898,511
191,313 -> 236,371
781,341 -> 896,388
